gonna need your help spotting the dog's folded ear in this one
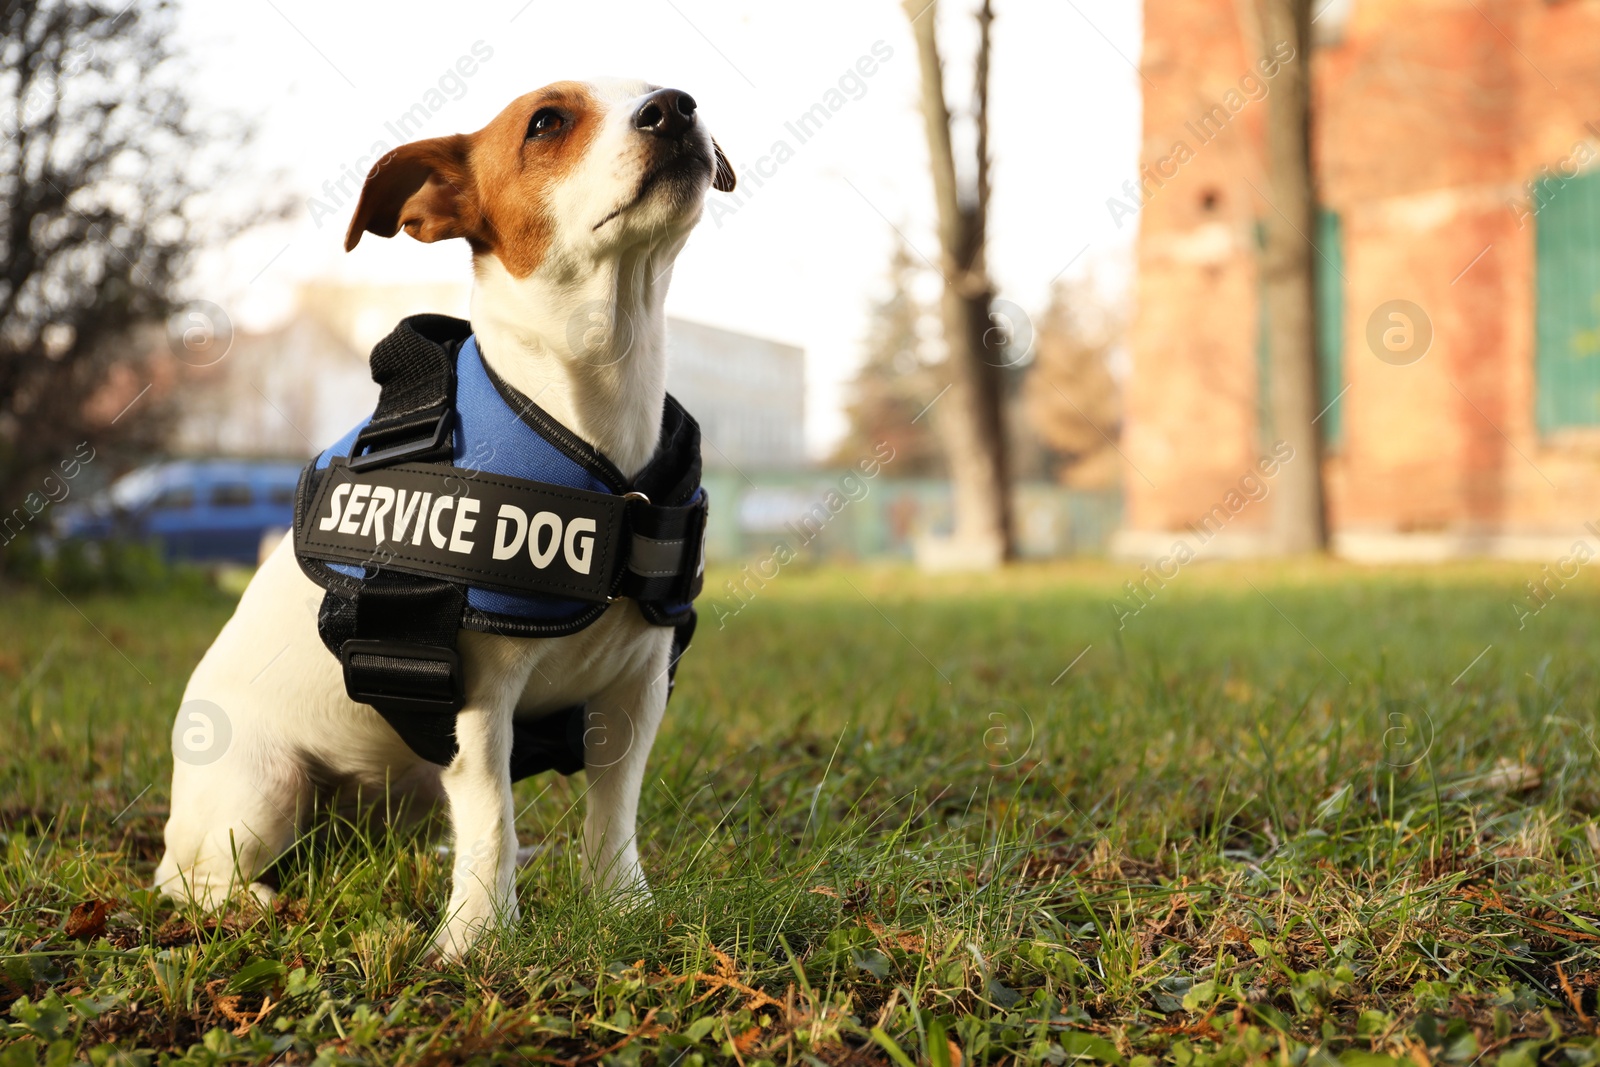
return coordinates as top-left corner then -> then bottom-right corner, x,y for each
345,135 -> 480,252
711,138 -> 736,193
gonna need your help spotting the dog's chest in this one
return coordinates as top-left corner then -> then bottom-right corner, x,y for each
474,603 -> 671,716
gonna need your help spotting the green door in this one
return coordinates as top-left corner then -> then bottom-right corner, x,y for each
1535,170 -> 1600,431
1256,210 -> 1345,447
1315,210 -> 1344,445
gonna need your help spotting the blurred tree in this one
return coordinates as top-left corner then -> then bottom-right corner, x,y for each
1022,279 -> 1123,488
1254,0 -> 1327,551
0,0 -> 247,561
903,0 -> 1013,566
832,239 -> 945,476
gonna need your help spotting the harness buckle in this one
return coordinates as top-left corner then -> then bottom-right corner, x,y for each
608,492 -> 653,604
679,494 -> 709,602
348,407 -> 454,472
340,638 -> 464,715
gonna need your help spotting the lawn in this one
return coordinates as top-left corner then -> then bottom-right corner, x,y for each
2,560 -> 1598,1066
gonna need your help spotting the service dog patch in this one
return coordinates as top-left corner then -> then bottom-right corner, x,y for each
296,458 -> 626,602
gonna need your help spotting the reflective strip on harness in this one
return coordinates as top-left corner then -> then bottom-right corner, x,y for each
299,458 -> 627,604
628,532 -> 690,578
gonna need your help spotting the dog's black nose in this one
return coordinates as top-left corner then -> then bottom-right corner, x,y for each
634,89 -> 697,138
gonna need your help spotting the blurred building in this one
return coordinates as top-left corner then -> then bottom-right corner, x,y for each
1121,0 -> 1600,559
169,282 -> 459,457
666,319 -> 805,471
170,282 -> 806,472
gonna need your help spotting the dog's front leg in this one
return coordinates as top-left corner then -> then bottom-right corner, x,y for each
432,633 -> 531,962
581,635 -> 672,900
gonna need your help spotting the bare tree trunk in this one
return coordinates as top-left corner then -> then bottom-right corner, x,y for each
904,0 -> 1014,566
1256,0 -> 1327,552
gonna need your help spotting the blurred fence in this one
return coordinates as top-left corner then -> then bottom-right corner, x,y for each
701,471 -> 1122,563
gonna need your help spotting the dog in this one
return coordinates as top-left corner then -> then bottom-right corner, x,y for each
155,78 -> 734,960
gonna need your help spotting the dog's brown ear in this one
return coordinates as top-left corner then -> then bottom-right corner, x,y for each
711,137 -> 736,193
345,134 -> 479,251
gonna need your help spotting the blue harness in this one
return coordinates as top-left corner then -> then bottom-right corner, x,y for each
294,314 -> 706,779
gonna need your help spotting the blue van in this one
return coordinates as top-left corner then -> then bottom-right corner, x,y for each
61,459 -> 304,564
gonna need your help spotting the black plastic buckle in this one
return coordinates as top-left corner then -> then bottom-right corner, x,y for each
340,638 -> 463,715
348,407 -> 453,472
675,496 -> 710,603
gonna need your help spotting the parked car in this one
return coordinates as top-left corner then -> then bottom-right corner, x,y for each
60,459 -> 303,564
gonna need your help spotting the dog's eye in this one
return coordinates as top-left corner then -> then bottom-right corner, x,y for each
526,108 -> 567,139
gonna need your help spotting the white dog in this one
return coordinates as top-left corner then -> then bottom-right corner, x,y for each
156,79 -> 734,960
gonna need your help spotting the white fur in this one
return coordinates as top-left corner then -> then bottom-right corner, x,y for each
156,78 -> 718,960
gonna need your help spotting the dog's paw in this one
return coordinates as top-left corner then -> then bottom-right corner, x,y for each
615,884 -> 654,915
428,919 -> 484,965
423,940 -> 457,969
590,873 -> 652,915
153,874 -> 229,912
429,900 -> 521,965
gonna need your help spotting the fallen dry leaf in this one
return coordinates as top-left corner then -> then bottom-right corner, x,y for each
63,899 -> 113,941
864,918 -> 925,954
732,1024 -> 762,1054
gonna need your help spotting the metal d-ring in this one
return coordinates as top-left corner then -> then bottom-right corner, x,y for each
608,491 -> 653,603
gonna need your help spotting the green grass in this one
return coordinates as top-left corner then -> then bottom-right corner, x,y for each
2,560 -> 1599,1066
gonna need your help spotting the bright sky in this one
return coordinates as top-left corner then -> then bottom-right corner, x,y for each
178,0 -> 1143,455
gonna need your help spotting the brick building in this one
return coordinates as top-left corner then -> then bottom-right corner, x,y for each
1119,0 -> 1600,560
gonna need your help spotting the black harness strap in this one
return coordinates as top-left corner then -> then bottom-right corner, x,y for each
340,574 -> 464,765
618,497 -> 706,604
347,314 -> 460,471
302,461 -> 705,607
311,317 -> 477,767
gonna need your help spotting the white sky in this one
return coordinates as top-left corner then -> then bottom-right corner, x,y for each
178,0 -> 1143,455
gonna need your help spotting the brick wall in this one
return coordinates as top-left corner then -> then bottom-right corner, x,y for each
1124,0 -> 1600,556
